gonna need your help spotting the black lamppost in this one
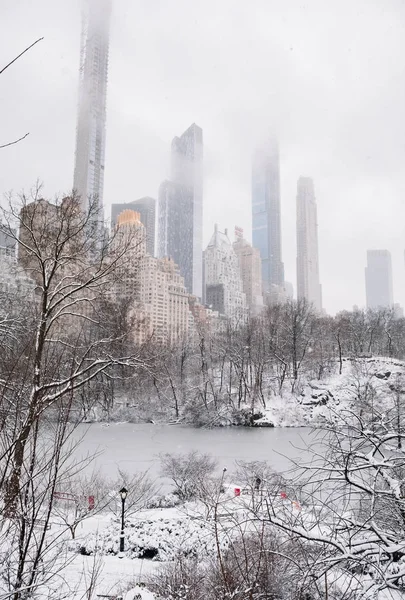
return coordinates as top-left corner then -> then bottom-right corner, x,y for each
118,486 -> 128,556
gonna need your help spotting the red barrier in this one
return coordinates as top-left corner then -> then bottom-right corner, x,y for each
53,491 -> 77,502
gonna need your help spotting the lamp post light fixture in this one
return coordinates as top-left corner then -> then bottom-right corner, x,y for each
118,486 -> 128,557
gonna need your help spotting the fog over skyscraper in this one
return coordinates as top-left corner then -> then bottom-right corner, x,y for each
365,250 -> 394,309
252,138 -> 284,293
73,0 -> 111,220
296,177 -> 322,311
158,123 -> 203,298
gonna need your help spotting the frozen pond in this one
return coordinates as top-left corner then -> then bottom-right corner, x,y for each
72,423 -> 316,480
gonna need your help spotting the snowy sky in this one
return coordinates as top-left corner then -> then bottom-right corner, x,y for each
1,0 -> 405,315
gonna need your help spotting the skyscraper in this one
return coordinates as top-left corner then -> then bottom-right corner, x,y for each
296,177 -> 322,311
365,250 -> 394,309
111,209 -> 146,301
158,181 -> 193,293
73,0 -> 111,220
111,197 -> 156,256
233,227 -> 263,315
158,123 -> 203,298
204,225 -> 247,323
252,138 -> 284,292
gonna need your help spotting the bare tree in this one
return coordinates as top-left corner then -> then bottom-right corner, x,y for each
0,187 -> 147,514
260,392 -> 405,597
160,451 -> 218,502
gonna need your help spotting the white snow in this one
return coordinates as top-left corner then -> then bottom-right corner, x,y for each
254,356 -> 405,427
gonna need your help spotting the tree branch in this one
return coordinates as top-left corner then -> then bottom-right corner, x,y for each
0,37 -> 44,76
0,132 -> 30,149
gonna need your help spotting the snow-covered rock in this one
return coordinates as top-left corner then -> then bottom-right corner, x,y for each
254,357 -> 405,428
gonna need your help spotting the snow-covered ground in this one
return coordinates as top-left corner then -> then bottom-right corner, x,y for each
53,490 -> 295,598
5,357 -> 404,599
255,356 -> 405,427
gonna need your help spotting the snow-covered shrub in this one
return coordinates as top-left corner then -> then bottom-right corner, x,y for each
146,493 -> 181,509
78,514 -> 231,561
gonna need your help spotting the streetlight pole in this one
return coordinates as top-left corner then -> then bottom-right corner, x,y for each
118,487 -> 128,557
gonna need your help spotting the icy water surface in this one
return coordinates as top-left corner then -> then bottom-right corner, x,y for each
72,423 -> 315,480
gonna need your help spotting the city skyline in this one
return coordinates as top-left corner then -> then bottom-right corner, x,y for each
1,0 -> 405,314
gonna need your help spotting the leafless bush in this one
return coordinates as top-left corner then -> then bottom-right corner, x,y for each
147,555 -> 205,600
159,450 -> 218,501
147,530 -> 321,600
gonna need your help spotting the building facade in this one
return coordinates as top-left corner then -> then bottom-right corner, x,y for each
252,138 -> 284,292
158,181 -> 193,293
138,256 -> 189,345
158,123 -> 203,298
73,0 -> 111,221
113,212 -> 189,345
204,225 -> 247,323
112,209 -> 147,301
18,199 -> 60,284
111,197 -> 156,256
0,226 -> 34,297
365,249 -> 394,309
296,177 -> 322,311
233,230 -> 263,315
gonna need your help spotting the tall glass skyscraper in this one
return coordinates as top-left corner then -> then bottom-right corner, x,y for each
158,123 -> 203,298
252,139 -> 284,292
73,0 -> 111,221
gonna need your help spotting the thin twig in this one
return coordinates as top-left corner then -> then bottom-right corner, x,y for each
0,132 -> 29,149
0,37 -> 44,75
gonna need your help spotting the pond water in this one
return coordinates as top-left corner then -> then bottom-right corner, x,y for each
72,423 -> 316,480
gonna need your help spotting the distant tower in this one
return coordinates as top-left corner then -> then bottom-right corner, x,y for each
204,224 -> 247,323
158,123 -> 203,298
73,0 -> 112,221
296,177 -> 322,311
111,197 -> 156,256
365,250 -> 394,309
252,138 -> 284,292
233,227 -> 263,315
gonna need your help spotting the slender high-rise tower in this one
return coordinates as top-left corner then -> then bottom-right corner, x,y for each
158,123 -> 203,298
296,177 -> 322,311
365,250 -> 394,309
252,138 -> 284,293
73,0 -> 111,220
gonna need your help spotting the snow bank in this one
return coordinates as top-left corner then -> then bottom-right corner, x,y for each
254,357 -> 405,427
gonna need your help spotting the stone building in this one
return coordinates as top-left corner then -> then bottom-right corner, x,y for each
204,225 -> 247,324
233,231 -> 263,315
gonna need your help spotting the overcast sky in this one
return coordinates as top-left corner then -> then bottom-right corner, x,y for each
1,0 -> 405,314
